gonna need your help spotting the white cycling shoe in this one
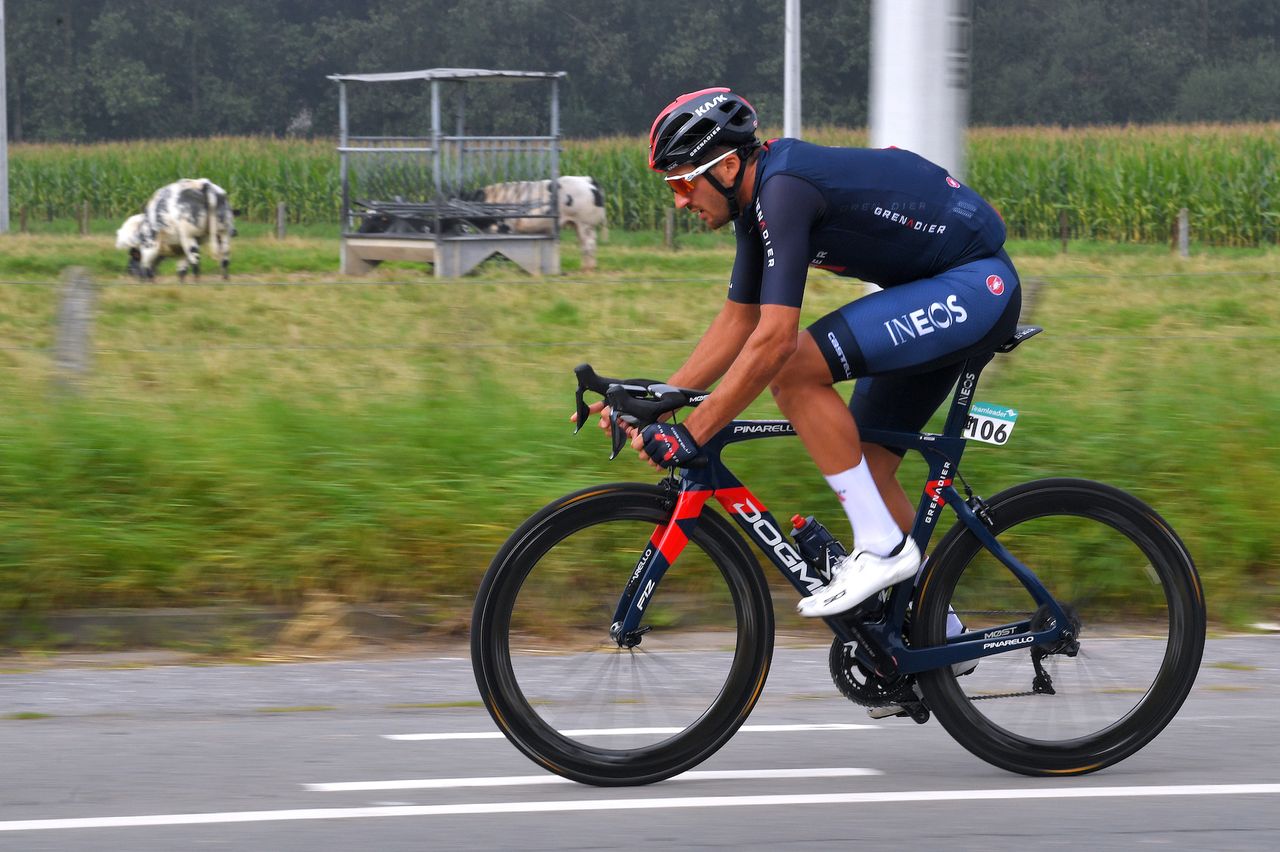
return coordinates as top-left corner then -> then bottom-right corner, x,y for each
796,536 -> 921,618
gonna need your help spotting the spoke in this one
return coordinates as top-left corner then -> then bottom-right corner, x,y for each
509,556 -> 741,747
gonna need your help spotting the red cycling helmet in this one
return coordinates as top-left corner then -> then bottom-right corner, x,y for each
648,87 -> 760,173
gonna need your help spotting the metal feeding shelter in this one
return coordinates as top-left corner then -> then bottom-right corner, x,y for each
329,68 -> 566,276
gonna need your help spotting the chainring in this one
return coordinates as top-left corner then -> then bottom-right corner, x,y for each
828,637 -> 916,708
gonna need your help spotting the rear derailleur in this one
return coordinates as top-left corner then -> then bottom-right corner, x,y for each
1028,603 -> 1082,695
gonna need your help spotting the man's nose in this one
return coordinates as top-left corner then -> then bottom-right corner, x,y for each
674,193 -> 692,210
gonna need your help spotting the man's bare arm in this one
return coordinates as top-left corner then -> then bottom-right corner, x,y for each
677,304 -> 800,443
666,299 -> 761,390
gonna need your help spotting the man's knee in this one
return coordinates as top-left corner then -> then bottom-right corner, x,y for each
771,332 -> 834,399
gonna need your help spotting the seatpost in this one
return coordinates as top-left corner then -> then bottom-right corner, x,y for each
941,352 -> 995,438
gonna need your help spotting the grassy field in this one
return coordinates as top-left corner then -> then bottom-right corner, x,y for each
0,229 -> 1276,631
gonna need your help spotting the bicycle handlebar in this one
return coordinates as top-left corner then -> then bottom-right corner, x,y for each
573,363 -> 710,464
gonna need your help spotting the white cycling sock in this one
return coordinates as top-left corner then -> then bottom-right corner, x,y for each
825,461 -> 904,557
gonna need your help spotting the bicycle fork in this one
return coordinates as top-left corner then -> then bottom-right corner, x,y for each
608,473 -> 829,648
609,484 -> 712,647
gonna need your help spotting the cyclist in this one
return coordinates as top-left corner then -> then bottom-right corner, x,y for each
584,86 -> 1021,621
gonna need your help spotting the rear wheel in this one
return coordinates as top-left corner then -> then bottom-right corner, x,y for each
472,483 -> 774,786
914,478 -> 1205,775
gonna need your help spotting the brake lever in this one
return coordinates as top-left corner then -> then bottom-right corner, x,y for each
608,410 -> 629,460
573,383 -> 590,434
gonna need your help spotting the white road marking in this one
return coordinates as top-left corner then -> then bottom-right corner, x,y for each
5,785 -> 1280,832
384,722 -> 877,741
305,767 -> 884,792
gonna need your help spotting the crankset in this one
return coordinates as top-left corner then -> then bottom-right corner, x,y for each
828,637 -> 918,712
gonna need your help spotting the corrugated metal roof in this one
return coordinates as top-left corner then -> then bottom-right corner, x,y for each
328,68 -> 566,83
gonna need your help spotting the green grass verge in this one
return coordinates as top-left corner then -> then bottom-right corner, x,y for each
0,231 -> 1276,627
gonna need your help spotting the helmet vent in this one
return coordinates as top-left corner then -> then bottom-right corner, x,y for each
649,87 -> 759,172
687,117 -> 717,141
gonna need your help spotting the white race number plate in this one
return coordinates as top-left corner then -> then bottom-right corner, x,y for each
964,402 -> 1018,446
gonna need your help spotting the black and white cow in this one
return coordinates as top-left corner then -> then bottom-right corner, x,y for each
479,176 -> 608,270
115,179 -> 238,280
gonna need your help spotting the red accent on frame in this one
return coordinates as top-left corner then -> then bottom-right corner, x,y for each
651,489 -> 712,564
925,478 -> 954,505
713,486 -> 767,516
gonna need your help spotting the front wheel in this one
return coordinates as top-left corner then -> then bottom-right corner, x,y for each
472,483 -> 774,786
913,478 -> 1206,776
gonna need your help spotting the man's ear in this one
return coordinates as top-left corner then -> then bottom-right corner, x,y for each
715,152 -> 742,182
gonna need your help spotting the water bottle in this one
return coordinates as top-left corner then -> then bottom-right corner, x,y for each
789,515 -> 849,584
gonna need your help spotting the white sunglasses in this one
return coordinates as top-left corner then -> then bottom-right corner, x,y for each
663,148 -> 738,193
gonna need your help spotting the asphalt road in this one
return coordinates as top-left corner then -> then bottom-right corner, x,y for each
1,636 -> 1278,850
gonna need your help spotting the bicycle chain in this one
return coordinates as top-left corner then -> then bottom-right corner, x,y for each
830,610 -> 1051,705
955,610 -> 1033,618
969,690 -> 1039,701
951,609 -> 1061,701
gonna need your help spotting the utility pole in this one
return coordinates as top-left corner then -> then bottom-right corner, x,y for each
870,0 -> 972,178
1,0 -> 9,233
784,0 -> 801,139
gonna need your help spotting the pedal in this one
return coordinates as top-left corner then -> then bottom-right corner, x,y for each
867,701 -> 930,724
866,704 -> 908,720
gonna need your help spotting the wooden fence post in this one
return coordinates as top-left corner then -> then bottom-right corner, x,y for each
1059,210 -> 1069,253
19,206 -> 27,233
80,201 -> 91,236
1177,208 -> 1190,258
664,208 -> 677,251
52,267 -> 97,394
276,202 -> 287,239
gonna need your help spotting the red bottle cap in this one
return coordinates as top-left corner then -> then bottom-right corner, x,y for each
791,514 -> 805,529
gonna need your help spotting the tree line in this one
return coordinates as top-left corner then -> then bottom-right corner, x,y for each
6,0 -> 1279,143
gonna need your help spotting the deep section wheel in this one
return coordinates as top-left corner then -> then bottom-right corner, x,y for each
914,478 -> 1205,776
472,483 -> 773,786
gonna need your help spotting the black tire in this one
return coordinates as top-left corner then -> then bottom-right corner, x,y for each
472,482 -> 774,786
913,478 -> 1205,776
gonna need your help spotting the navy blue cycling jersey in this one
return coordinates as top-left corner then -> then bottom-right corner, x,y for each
728,138 -> 1008,307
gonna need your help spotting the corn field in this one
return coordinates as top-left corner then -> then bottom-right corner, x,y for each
9,137 -> 338,225
967,125 -> 1280,246
9,124 -> 1279,245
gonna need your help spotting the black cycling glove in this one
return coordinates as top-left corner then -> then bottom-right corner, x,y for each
640,422 -> 701,468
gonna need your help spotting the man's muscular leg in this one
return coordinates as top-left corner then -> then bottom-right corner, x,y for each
768,331 -> 863,475
770,332 -> 908,552
862,443 -> 914,534
770,331 -> 920,616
